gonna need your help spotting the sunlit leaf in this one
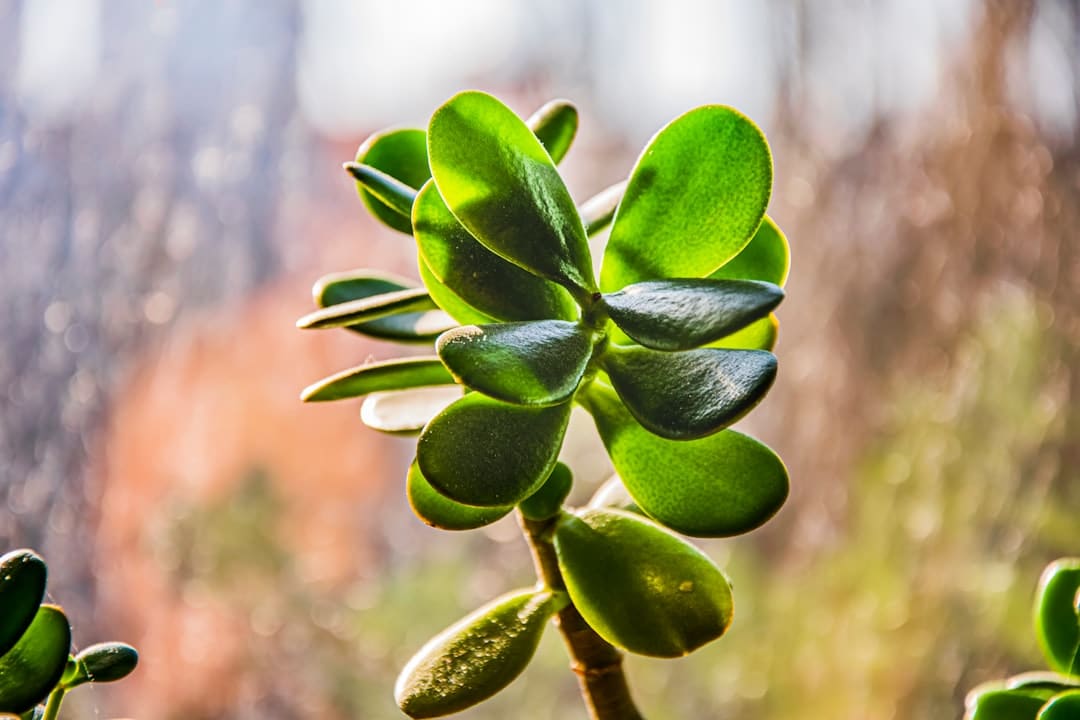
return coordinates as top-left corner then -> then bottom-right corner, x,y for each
62,643 -> 138,688
0,605 -> 72,715
345,162 -> 417,221
1039,690 -> 1080,719
526,99 -> 578,165
711,215 -> 789,286
313,269 -> 455,343
1034,559 -> 1080,673
964,687 -> 1053,720
709,314 -> 779,351
360,386 -> 464,436
406,461 -> 512,531
519,462 -> 573,521
0,550 -> 46,658
418,253 -> 499,326
353,128 -> 431,234
301,357 -> 454,403
580,180 -> 626,236
296,288 -> 435,330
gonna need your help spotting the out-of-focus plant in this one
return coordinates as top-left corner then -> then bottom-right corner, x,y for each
0,549 -> 138,720
965,559 -> 1080,719
298,90 -> 790,719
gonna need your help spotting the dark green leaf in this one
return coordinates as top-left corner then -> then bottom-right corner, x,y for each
602,279 -> 783,351
526,99 -> 578,165
63,643 -> 138,687
418,253 -> 500,326
353,128 -> 431,234
600,106 -> 772,291
1039,691 -> 1080,719
580,383 -> 788,537
313,269 -> 455,343
1035,559 -> 1080,673
407,461 -> 512,531
580,181 -> 626,236
711,215 -> 789,286
417,393 -> 572,506
413,180 -> 577,322
964,687 -> 1053,720
296,287 -> 435,330
360,386 -> 463,436
301,357 -> 454,403
437,321 -> 593,406
428,91 -> 595,295
519,462 -> 573,521
601,347 -> 777,440
0,605 -> 72,715
345,162 -> 417,221
0,550 -> 47,658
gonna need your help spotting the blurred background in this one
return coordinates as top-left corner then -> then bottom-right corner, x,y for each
1,0 -> 1078,718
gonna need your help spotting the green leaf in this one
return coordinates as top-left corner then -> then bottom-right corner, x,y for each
406,461 -> 512,531
526,99 -> 578,165
301,357 -> 454,403
580,181 -> 626,236
601,347 -> 777,440
709,314 -> 779,352
580,383 -> 788,537
418,253 -> 500,326
1039,691 -> 1080,719
0,605 -> 72,715
395,589 -> 565,718
554,508 -> 733,657
437,321 -> 593,406
0,550 -> 47,658
360,386 -> 463,436
353,128 -> 431,234
711,215 -> 789,286
1034,559 -> 1080,673
600,105 -> 772,291
345,162 -> 417,221
601,279 -> 784,351
428,91 -> 595,295
519,462 -> 573,521
413,180 -> 577,322
313,269 -> 455,343
296,287 -> 435,330
1006,673 -> 1080,693
62,643 -> 138,688
417,393 -> 572,506
964,687 -> 1054,720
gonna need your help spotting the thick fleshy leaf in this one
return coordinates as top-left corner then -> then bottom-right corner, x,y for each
519,462 -> 573,521
710,314 -> 779,352
406,462 -> 512,531
413,181 -> 577,322
395,589 -> 564,718
301,357 -> 453,403
526,99 -> 578,165
417,393 -> 572,506
1039,691 -> 1080,719
554,508 -> 733,658
345,163 -> 417,220
601,347 -> 777,440
711,215 -> 789,286
419,254 -> 499,326
0,605 -> 72,715
1006,673 -> 1080,693
580,384 -> 788,537
0,550 -> 47,658
360,386 -> 463,435
1034,559 -> 1080,673
63,643 -> 138,687
602,279 -> 783,351
353,128 -> 431,234
313,269 -> 455,343
437,321 -> 592,406
600,106 -> 772,291
296,288 -> 435,330
580,181 -> 627,236
964,687 -> 1053,720
428,91 -> 595,295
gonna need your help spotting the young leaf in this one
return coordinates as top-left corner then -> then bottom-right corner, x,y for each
601,347 -> 777,440
428,91 -> 595,295
413,181 -> 577,322
554,508 -> 733,658
407,461 -> 512,531
580,180 -> 626,236
353,128 -> 431,234
526,99 -> 578,165
0,550 -> 47,658
63,643 -> 138,687
0,605 -> 72,715
345,163 -> 417,220
580,384 -> 788,537
417,393 -> 572,506
437,321 -> 593,406
301,357 -> 453,403
601,278 -> 784,351
313,269 -> 455,343
1034,559 -> 1080,674
600,106 -> 772,291
360,386 -> 464,435
519,462 -> 573,521
1039,691 -> 1080,719
395,589 -> 565,718
296,287 -> 435,330
711,215 -> 789,286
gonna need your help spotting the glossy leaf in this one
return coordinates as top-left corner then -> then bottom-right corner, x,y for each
1006,673 -> 1080,693
417,393 -> 572,506
526,99 -> 578,165
1039,691 -> 1080,719
554,508 -> 733,657
395,589 -> 564,718
419,253 -> 499,326
580,383 -> 788,537
1035,559 -> 1080,674
407,462 -> 512,531
711,215 -> 789,286
360,386 -> 463,435
413,181 -> 577,322
580,181 -> 626,236
296,287 -> 435,330
313,269 -> 455,343
63,643 -> 138,687
600,106 -> 772,291
437,321 -> 593,406
710,314 -> 779,352
345,162 -> 417,220
301,357 -> 453,403
965,687 -> 1054,720
0,550 -> 47,658
428,91 -> 595,294
0,605 -> 72,715
353,128 -> 431,234
602,279 -> 783,351
601,347 -> 777,440
519,462 -> 573,521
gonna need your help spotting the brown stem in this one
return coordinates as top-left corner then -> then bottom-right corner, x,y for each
519,511 -> 645,720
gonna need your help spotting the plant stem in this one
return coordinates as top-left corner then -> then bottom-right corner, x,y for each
519,511 -> 645,720
42,687 -> 66,720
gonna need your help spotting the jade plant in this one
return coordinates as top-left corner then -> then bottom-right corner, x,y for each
0,549 -> 138,720
298,91 -> 790,718
965,558 -> 1080,719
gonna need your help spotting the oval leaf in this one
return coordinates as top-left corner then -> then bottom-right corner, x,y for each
297,287 -> 435,330
395,588 -> 563,718
417,393 -> 572,506
1039,691 -> 1080,720
407,461 -> 512,531
0,550 -> 47,658
526,99 -> 578,165
419,253 -> 500,326
301,357 -> 454,403
602,278 -> 784,351
314,269 -> 455,343
964,688 -> 1053,720
428,91 -> 595,295
65,642 -> 138,687
580,383 -> 788,537
437,321 -> 593,406
601,106 -> 772,291
360,386 -> 463,436
0,605 -> 72,715
519,462 -> 573,521
1035,558 -> 1080,673
601,347 -> 777,440
353,128 -> 431,234
711,215 -> 789,286
554,508 -> 733,658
